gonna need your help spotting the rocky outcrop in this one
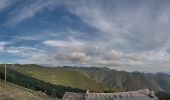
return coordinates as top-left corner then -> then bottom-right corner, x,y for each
62,89 -> 158,100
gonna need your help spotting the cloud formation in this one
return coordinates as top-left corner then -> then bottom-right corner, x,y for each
67,0 -> 170,52
43,38 -> 83,48
0,0 -> 15,11
0,0 -> 170,72
0,42 -> 7,52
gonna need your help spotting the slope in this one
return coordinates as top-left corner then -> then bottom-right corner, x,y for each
2,64 -> 170,98
61,67 -> 170,93
7,64 -> 108,92
0,80 -> 53,100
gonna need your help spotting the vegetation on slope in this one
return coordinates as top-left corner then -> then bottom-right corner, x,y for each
8,64 -> 107,92
0,64 -> 109,98
1,64 -> 170,99
62,66 -> 170,93
0,80 -> 53,100
0,65 -> 86,98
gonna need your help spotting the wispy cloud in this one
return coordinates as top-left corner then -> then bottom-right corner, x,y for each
6,0 -> 62,26
1,0 -> 170,72
43,38 -> 83,48
6,47 -> 46,54
0,42 -> 7,52
4,36 -> 36,40
0,0 -> 15,11
66,0 -> 170,52
4,46 -> 49,64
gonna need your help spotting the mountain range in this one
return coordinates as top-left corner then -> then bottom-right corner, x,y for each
0,64 -> 170,99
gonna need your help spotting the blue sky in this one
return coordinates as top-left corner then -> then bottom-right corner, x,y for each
0,0 -> 170,72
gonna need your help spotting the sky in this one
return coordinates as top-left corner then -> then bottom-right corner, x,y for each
0,0 -> 169,72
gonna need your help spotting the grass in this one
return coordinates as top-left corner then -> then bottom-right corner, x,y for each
0,80 -> 55,100
8,64 -> 107,92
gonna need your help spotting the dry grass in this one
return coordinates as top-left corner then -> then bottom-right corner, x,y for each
0,80 -> 55,100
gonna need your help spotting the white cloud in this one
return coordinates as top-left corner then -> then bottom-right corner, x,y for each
103,50 -> 143,61
3,0 -> 170,72
6,46 -> 47,57
7,0 -> 62,26
43,39 -> 83,48
55,51 -> 91,62
66,0 -> 170,52
4,46 -> 50,64
0,42 -> 7,52
0,0 -> 15,11
95,60 -> 123,66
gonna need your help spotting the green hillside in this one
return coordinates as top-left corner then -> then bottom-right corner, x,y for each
6,64 -> 108,92
0,80 -> 53,100
61,67 -> 170,93
0,64 -> 109,98
1,64 -> 170,99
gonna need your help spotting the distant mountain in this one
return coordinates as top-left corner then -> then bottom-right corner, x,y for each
160,72 -> 170,75
1,64 -> 170,98
61,66 -> 170,93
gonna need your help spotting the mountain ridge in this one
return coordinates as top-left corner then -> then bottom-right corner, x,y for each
1,64 -> 170,98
